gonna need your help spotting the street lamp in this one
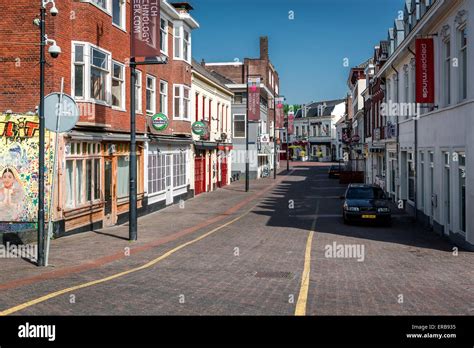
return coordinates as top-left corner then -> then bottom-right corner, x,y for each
37,0 -> 60,267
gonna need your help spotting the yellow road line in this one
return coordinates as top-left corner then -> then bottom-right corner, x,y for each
0,210 -> 252,316
294,231 -> 314,316
295,200 -> 318,316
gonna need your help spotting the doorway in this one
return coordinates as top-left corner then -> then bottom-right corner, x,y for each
165,154 -> 173,205
103,157 -> 116,227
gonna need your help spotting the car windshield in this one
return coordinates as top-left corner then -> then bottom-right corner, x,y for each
346,187 -> 385,199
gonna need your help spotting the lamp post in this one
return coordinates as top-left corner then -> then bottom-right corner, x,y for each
37,0 -> 59,267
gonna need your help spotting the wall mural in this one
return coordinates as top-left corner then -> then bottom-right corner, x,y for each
0,114 -> 54,230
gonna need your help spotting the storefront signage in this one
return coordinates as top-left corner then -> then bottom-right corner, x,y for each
247,77 -> 261,121
131,0 -> 161,58
192,121 -> 208,136
151,113 -> 168,131
416,38 -> 434,104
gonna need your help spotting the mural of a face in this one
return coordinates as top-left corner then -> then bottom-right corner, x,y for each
2,170 -> 15,189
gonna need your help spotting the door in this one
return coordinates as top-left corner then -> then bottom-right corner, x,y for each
103,157 -> 116,227
165,154 -> 173,205
444,166 -> 450,236
194,156 -> 205,195
220,157 -> 228,187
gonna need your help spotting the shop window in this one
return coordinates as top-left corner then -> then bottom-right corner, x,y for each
65,142 -> 101,209
173,152 -> 187,188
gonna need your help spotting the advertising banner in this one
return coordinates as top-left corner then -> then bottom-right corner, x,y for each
288,113 -> 295,134
416,38 -> 435,104
247,77 -> 261,121
275,97 -> 284,129
131,0 -> 161,58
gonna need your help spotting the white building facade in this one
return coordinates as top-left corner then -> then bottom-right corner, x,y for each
377,0 -> 473,250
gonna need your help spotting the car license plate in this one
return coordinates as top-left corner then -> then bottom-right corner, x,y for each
362,214 -> 376,219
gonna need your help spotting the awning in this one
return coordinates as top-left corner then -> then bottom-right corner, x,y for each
149,135 -> 193,145
67,130 -> 148,142
194,141 -> 218,150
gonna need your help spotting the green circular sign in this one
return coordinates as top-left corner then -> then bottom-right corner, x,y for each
151,113 -> 168,131
192,121 -> 208,135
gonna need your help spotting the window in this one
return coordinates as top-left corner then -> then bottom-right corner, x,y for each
90,47 -> 110,102
408,152 -> 415,202
65,142 -> 101,209
173,84 -> 191,120
183,30 -> 191,62
234,93 -> 243,104
443,39 -> 451,106
160,80 -> 168,115
92,0 -> 107,10
117,156 -> 129,198
173,152 -> 187,188
73,45 -> 85,98
233,114 -> 246,138
135,70 -> 142,113
202,95 -> 206,121
174,25 -> 182,59
146,75 -> 156,114
112,0 -> 125,29
160,18 -> 168,54
173,23 -> 191,62
111,61 -> 125,108
459,26 -> 467,101
148,152 -> 166,194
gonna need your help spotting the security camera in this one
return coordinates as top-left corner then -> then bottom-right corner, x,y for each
50,5 -> 58,16
48,43 -> 61,58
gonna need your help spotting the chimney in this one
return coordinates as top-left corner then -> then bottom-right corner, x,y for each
171,2 -> 194,14
201,58 -> 206,67
260,36 -> 268,60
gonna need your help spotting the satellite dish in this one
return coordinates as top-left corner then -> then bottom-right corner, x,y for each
44,92 -> 79,133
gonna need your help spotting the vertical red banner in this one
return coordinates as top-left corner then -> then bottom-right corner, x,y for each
131,0 -> 161,58
247,77 -> 261,121
416,38 -> 434,104
287,113 -> 295,134
275,97 -> 284,129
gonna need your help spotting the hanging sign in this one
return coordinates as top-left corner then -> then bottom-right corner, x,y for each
287,113 -> 295,135
416,38 -> 435,104
192,121 -> 208,136
131,0 -> 161,58
275,97 -> 284,129
151,113 -> 168,131
247,77 -> 261,121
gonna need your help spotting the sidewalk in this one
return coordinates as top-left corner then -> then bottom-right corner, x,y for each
0,168 -> 292,291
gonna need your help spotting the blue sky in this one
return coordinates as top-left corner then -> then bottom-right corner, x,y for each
190,0 -> 404,105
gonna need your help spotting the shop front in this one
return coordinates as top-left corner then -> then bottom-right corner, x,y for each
146,137 -> 193,212
58,131 -> 146,236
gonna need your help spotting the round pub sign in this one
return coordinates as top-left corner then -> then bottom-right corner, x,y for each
151,113 -> 168,131
192,121 -> 208,136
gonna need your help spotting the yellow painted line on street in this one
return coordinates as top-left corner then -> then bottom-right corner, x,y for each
295,200 -> 318,316
0,209 -> 253,316
294,231 -> 314,316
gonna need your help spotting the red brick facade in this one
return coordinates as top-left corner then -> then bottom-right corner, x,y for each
0,0 -> 193,135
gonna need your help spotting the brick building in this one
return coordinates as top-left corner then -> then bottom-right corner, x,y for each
0,0 -> 199,236
203,37 -> 281,179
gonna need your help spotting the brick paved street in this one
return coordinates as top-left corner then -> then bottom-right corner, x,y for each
1,162 -> 473,316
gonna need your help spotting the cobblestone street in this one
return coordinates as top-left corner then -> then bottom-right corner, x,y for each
1,163 -> 473,316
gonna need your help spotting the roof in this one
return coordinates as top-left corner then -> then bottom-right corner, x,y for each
295,99 -> 345,118
192,59 -> 233,94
